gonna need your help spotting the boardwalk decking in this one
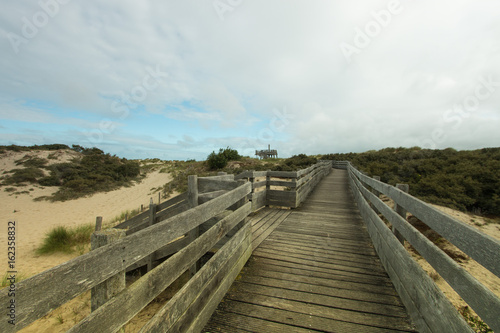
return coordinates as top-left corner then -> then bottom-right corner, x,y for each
204,170 -> 417,332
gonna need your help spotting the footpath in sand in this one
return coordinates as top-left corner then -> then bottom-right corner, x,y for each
0,162 -> 172,278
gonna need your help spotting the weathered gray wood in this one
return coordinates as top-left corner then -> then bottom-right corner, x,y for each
202,174 -> 235,181
68,203 -> 251,333
267,170 -> 298,178
349,164 -> 500,278
349,169 -> 474,333
267,179 -> 296,188
355,175 -> 500,332
147,199 -> 156,271
198,178 -> 239,193
157,192 -> 188,211
0,182 -> 252,332
185,245 -> 252,333
90,229 -> 126,312
393,184 -> 408,245
235,170 -> 267,179
198,190 -> 228,204
95,216 -> 103,231
153,202 -> 188,224
251,190 -> 266,211
251,180 -> 267,190
188,175 -> 200,276
139,221 -> 252,332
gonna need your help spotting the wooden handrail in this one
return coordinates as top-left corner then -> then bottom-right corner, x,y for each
345,161 -> 500,332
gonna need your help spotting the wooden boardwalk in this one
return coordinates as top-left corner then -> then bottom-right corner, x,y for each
204,170 -> 417,332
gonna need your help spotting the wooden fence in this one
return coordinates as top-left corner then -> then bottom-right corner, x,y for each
0,161 -> 331,333
339,161 -> 500,333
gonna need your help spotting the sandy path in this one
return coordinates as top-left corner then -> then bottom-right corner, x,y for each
0,166 -> 172,277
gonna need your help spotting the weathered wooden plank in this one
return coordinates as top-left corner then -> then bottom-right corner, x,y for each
226,290 -> 415,331
205,311 -> 314,333
349,164 -> 500,278
202,174 -> 235,181
216,299 -> 402,333
235,170 -> 267,179
68,202 -> 252,333
356,174 -> 500,332
115,193 -> 187,230
248,258 -> 394,288
348,170 -> 474,333
139,222 -> 252,332
125,236 -> 191,272
153,202 -> 189,224
157,192 -> 188,211
267,190 -> 295,202
267,180 -> 296,188
198,178 -> 239,193
250,190 -> 266,211
0,182 -> 252,332
251,180 -> 267,190
234,278 -> 403,317
267,170 -> 297,178
173,236 -> 252,333
198,190 -> 228,204
252,211 -> 290,250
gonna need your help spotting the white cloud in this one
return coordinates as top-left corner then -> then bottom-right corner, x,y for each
0,0 -> 499,159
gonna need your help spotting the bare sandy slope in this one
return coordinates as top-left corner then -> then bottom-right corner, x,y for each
0,150 -> 172,277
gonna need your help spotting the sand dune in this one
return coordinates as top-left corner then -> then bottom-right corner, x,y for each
0,150 -> 172,277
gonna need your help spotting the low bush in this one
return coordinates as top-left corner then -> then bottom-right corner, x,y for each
207,147 -> 241,170
2,168 -> 44,185
37,224 -> 94,254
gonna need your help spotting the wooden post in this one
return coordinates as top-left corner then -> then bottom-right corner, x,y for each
393,184 -> 409,245
265,170 -> 271,207
187,175 -> 199,276
91,228 -> 126,312
147,198 -> 156,271
141,204 -> 144,212
371,176 -> 381,214
95,216 -> 103,232
158,191 -> 161,204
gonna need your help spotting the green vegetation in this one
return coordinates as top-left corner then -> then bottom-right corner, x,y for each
322,147 -> 500,216
1,272 -> 26,289
1,144 -> 141,201
36,224 -> 94,254
459,306 -> 492,333
206,147 -> 241,170
0,144 -> 70,152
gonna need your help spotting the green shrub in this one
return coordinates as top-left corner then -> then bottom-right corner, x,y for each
2,168 -> 44,185
206,147 -> 241,170
207,151 -> 228,170
37,224 -> 94,254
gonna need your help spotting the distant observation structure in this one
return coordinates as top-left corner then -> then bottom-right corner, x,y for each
255,144 -> 278,159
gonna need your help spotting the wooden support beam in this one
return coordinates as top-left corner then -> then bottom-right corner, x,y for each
90,229 -> 126,312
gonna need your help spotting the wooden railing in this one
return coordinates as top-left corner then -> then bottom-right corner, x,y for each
1,161 -> 331,333
338,161 -> 500,333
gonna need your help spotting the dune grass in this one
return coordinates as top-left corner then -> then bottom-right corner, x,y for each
37,224 -> 94,255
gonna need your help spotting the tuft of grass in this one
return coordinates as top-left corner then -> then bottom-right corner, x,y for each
37,224 -> 94,255
460,306 -> 492,333
0,272 -> 26,289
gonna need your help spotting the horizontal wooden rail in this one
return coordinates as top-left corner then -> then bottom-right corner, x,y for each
346,162 -> 500,332
349,165 -> 500,278
0,182 -> 252,332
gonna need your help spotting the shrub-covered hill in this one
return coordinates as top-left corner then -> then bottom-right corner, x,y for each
0,144 -> 141,201
322,147 -> 500,216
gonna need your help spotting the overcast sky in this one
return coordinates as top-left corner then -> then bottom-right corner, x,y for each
1,1 -> 499,160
